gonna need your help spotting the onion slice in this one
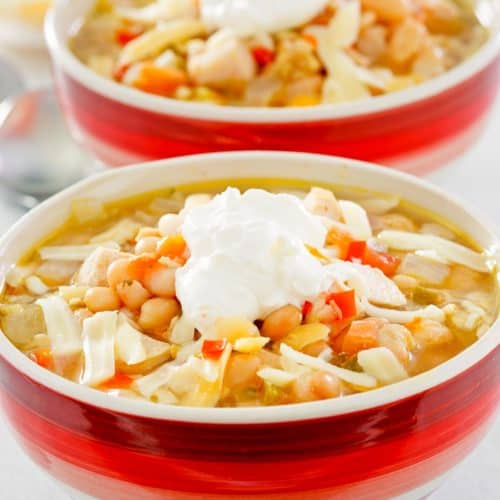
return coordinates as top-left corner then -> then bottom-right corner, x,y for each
280,343 -> 377,388
36,295 -> 82,356
39,242 -> 120,261
134,362 -> 175,398
181,344 -> 232,407
119,19 -> 206,66
90,219 -> 141,245
116,314 -> 170,366
377,230 -> 489,272
257,367 -> 297,387
362,299 -> 444,324
81,312 -> 117,386
357,347 -> 408,385
339,200 -> 372,240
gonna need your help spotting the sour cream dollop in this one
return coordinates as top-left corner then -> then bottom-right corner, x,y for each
200,0 -> 329,35
175,188 -> 334,334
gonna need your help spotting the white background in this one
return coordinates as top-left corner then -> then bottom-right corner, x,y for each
0,45 -> 498,499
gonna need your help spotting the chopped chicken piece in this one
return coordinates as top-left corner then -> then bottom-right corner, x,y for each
349,263 -> 407,307
377,323 -> 414,365
187,30 -> 257,86
76,248 -> 130,287
409,318 -> 453,347
304,187 -> 343,221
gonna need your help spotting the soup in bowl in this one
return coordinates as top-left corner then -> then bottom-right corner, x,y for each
70,0 -> 488,108
0,152 -> 498,499
46,0 -> 500,171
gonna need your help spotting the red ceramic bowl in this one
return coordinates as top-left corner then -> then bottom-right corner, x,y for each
0,152 -> 498,500
45,1 -> 500,173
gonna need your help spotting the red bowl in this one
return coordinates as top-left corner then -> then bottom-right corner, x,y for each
0,152 -> 498,499
46,1 -> 500,173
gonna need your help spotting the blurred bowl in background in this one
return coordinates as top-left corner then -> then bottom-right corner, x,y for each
46,0 -> 500,173
0,1 -> 51,50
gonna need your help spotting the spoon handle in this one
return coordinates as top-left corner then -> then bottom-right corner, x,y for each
0,58 -> 26,102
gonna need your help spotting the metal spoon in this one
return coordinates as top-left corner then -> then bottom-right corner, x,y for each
0,58 -> 24,98
0,59 -> 97,209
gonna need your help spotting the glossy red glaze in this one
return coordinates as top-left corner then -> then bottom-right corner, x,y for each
54,56 -> 500,171
0,347 -> 498,499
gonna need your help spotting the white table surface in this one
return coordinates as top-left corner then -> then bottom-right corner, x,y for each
0,44 -> 498,500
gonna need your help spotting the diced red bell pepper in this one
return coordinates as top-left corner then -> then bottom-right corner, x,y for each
99,373 -> 134,390
362,245 -> 401,277
346,241 -> 400,277
202,339 -> 227,360
251,46 -> 275,67
326,289 -> 356,320
329,318 -> 353,341
326,225 -> 353,260
310,5 -> 335,25
29,349 -> 52,369
113,63 -> 130,82
302,32 -> 317,48
115,27 -> 143,46
330,328 -> 348,352
301,300 -> 313,317
346,241 -> 367,261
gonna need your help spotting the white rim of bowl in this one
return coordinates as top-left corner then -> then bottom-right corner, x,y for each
0,151 -> 499,424
45,2 -> 500,124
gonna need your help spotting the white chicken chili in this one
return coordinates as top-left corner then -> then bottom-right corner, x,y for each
70,0 -> 488,107
1,182 -> 497,407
